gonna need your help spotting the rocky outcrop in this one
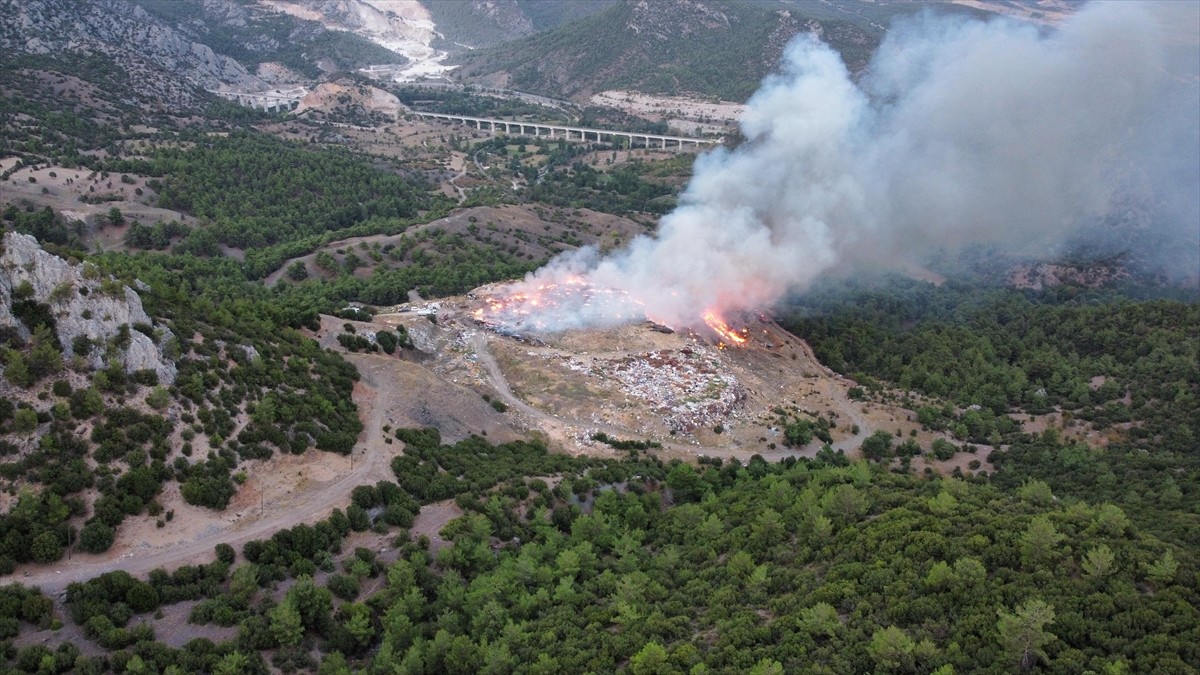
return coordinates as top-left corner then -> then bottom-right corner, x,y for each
405,321 -> 440,355
627,0 -> 731,40
467,0 -> 534,37
0,0 -> 264,92
0,232 -> 176,384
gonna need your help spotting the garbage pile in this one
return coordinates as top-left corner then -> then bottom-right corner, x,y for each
566,347 -> 745,431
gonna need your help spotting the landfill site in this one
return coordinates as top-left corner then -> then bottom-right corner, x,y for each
345,282 -> 974,468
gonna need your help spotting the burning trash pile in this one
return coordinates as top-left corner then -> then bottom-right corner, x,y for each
472,277 -> 755,349
701,311 -> 750,349
472,276 -> 641,335
565,348 -> 745,432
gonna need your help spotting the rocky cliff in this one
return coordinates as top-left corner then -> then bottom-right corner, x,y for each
0,0 -> 263,92
0,232 -> 176,384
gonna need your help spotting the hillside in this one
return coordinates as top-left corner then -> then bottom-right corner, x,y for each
0,0 -> 411,130
130,0 -> 405,78
452,0 -> 895,101
424,0 -> 618,51
0,2 -> 1197,673
0,233 -> 370,570
0,0 -> 401,92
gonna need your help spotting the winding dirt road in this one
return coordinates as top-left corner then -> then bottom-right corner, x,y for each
9,352 -> 399,597
9,328 -> 872,597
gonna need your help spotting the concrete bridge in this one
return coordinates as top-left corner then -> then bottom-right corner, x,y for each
210,89 -> 305,113
410,111 -> 720,149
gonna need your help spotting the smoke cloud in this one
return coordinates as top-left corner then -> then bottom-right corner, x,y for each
508,1 -> 1199,331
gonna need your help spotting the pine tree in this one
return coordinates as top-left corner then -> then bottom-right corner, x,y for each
997,599 -> 1057,672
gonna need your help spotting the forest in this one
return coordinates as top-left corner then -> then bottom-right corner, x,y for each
106,132 -> 444,256
783,279 -> 1200,547
0,436 -> 1195,674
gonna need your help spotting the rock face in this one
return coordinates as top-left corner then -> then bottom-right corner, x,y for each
0,232 -> 176,384
0,0 -> 264,91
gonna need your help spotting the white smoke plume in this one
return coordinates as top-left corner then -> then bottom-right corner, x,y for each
503,1 -> 1199,331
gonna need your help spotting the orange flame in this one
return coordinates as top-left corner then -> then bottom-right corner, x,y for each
702,310 -> 749,347
474,279 -> 753,347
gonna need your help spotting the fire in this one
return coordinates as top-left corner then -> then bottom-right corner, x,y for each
472,276 -> 641,333
702,310 -> 749,347
473,278 -> 753,348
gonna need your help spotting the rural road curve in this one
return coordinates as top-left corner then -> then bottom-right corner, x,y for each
10,330 -> 869,597
8,352 -> 398,597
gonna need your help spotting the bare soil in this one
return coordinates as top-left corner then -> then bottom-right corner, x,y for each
409,499 -> 465,553
948,0 -> 1077,26
385,291 -> 973,468
0,159 -> 197,256
591,90 -> 745,136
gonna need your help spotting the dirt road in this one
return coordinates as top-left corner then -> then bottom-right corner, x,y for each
10,326 -> 874,597
826,379 -> 871,453
10,351 -> 400,597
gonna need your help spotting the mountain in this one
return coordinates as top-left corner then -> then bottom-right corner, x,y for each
451,0 -> 894,101
0,0 -> 407,115
124,0 -> 409,79
0,0 -> 260,92
424,0 -> 618,51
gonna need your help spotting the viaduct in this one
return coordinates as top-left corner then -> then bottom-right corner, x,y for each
409,111 -> 720,149
208,91 -> 720,149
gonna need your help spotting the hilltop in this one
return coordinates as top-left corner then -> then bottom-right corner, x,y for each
452,0 -> 896,101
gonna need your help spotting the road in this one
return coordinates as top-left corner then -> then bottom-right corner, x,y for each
10,331 -> 870,596
446,152 -> 468,203
10,351 -> 398,597
396,82 -> 579,120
